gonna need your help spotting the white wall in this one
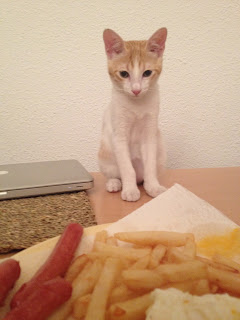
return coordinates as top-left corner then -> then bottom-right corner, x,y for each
1,0 -> 240,171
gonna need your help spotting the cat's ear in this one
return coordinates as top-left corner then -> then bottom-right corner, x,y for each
147,28 -> 167,57
103,29 -> 125,59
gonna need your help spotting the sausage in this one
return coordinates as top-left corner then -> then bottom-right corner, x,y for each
0,259 -> 20,306
4,277 -> 72,320
11,223 -> 83,309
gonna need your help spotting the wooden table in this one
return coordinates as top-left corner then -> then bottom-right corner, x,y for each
88,167 -> 240,226
1,167 -> 239,260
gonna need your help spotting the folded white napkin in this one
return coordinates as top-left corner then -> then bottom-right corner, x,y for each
105,184 -> 238,241
77,183 -> 238,255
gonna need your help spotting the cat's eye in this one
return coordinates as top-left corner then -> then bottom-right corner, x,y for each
119,71 -> 129,78
143,70 -> 152,77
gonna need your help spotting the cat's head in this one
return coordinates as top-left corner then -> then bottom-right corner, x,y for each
103,28 -> 167,98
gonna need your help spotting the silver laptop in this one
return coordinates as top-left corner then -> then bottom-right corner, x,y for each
0,159 -> 93,200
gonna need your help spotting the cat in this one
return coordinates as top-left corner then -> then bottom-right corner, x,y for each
98,28 -> 167,202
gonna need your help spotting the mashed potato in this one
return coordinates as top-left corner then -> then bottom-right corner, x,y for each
146,288 -> 240,320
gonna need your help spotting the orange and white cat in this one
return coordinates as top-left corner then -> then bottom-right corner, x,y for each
98,28 -> 167,201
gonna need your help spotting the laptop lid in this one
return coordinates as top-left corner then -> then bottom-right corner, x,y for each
0,159 -> 93,200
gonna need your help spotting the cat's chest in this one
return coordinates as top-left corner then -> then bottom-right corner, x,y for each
130,117 -> 149,144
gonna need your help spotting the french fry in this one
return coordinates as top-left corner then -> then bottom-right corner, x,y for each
122,269 -> 166,291
87,252 -> 108,263
94,241 -> 151,261
114,231 -> 193,247
148,244 -> 166,269
96,230 -> 108,242
107,293 -> 153,320
48,259 -> 102,320
73,293 -> 91,319
88,252 -> 132,270
165,247 -> 193,263
162,279 -> 211,295
193,279 -> 211,295
92,230 -> 108,250
109,284 -> 138,305
64,254 -> 89,283
196,256 -> 236,272
85,257 -> 122,320
156,260 -> 207,282
53,228 -> 240,319
129,255 -> 150,270
183,236 -> 196,258
106,236 -> 118,246
212,254 -> 240,273
207,266 -> 240,296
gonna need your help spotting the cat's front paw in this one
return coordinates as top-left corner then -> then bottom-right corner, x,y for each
144,182 -> 167,198
106,178 -> 122,192
121,186 -> 140,202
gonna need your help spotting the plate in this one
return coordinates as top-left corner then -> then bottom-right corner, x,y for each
0,223 -> 110,318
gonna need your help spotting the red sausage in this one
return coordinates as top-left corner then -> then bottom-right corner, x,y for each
0,259 -> 20,306
11,223 -> 83,309
4,277 -> 72,320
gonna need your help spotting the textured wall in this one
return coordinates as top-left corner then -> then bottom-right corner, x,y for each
1,1 -> 240,171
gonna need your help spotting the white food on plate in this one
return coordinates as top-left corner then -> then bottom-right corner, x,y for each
146,288 -> 240,320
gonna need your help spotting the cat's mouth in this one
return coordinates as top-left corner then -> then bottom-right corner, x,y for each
130,92 -> 142,99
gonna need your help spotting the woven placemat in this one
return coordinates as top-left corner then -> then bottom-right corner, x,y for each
0,191 -> 96,253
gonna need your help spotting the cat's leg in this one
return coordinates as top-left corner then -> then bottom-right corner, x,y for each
132,158 -> 144,184
113,137 -> 140,202
101,159 -> 122,192
98,140 -> 122,192
106,178 -> 122,192
99,113 -> 140,201
157,129 -> 167,183
141,123 -> 166,198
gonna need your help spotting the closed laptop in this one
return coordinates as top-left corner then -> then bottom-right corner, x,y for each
0,159 -> 93,200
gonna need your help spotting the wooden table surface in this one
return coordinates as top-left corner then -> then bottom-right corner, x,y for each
88,167 -> 240,226
1,167 -> 239,260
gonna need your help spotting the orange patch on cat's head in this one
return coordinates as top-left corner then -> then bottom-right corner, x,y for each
108,41 -> 163,79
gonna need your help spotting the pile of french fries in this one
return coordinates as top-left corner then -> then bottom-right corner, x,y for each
48,229 -> 240,320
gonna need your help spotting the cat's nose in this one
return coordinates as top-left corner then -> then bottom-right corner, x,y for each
132,89 -> 141,96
